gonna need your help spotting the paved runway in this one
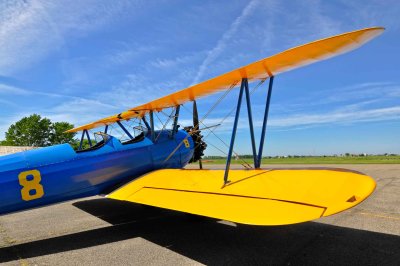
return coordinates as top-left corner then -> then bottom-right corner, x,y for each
0,164 -> 399,265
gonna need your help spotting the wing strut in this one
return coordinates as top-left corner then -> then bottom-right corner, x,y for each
224,77 -> 275,185
142,116 -> 151,131
78,129 -> 93,150
224,79 -> 246,184
256,76 -> 274,168
171,106 -> 181,137
117,121 -> 133,140
85,129 -> 93,147
78,130 -> 86,150
244,78 -> 258,167
149,111 -> 155,142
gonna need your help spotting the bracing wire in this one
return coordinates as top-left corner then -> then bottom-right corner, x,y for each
198,81 -> 238,124
202,79 -> 266,141
162,82 -> 238,164
154,107 -> 175,142
185,79 -> 266,168
109,123 -> 128,141
181,104 -> 252,169
163,78 -> 266,165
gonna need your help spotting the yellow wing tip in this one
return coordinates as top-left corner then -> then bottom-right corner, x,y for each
322,173 -> 376,217
370,26 -> 385,30
364,26 -> 385,35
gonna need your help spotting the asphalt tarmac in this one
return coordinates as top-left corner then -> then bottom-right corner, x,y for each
0,164 -> 399,266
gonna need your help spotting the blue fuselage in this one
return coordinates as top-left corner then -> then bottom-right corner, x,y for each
0,130 -> 194,215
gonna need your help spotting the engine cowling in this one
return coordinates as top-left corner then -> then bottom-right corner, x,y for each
184,126 -> 207,163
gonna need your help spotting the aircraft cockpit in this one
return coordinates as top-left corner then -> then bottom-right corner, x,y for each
76,132 -> 110,153
121,125 -> 148,145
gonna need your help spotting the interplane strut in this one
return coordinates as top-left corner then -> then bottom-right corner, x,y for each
224,77 -> 275,185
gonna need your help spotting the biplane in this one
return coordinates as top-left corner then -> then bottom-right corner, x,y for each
0,27 -> 384,225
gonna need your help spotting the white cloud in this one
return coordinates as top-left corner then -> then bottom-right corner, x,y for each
270,81 -> 400,114
0,0 -> 139,75
0,96 -> 119,139
0,82 -> 119,133
299,0 -> 342,37
268,106 -> 400,128
340,0 -> 400,30
191,0 -> 260,84
0,83 -> 119,102
187,0 -> 347,87
149,53 -> 203,69
96,65 -> 197,109
188,81 -> 400,134
0,84 -> 30,95
105,44 -> 158,66
0,99 -> 18,108
193,105 -> 400,140
44,98 -> 119,126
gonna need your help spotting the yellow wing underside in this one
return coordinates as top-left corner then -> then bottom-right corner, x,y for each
67,27 -> 384,133
107,169 -> 376,226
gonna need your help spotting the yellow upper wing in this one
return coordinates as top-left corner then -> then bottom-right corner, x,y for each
67,27 -> 384,133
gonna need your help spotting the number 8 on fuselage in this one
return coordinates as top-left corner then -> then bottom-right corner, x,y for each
18,170 -> 45,201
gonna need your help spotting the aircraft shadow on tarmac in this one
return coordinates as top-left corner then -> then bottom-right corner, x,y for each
0,198 -> 399,265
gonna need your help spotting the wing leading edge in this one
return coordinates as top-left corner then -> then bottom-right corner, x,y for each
107,168 -> 376,225
68,27 -> 384,133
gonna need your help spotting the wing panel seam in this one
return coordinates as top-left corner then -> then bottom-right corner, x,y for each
142,186 -> 327,210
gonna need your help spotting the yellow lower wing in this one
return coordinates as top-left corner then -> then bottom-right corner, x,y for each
107,169 -> 375,225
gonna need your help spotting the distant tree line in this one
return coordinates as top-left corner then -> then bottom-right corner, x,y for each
0,114 -> 76,147
204,153 -> 399,159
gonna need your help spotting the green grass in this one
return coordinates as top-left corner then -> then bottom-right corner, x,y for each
202,155 -> 400,164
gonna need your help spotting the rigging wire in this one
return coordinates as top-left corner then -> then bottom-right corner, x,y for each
162,81 -> 238,164
200,139 -> 251,169
186,79 -> 266,168
180,104 -> 252,169
154,108 -> 175,142
202,79 -> 266,141
198,81 -> 238,123
163,78 -> 266,165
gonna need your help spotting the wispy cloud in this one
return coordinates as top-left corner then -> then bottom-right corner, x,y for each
322,82 -> 397,104
188,0 -> 347,86
0,84 -> 29,95
341,0 -> 400,30
268,106 -> 400,128
191,0 -> 260,84
0,83 -> 118,105
104,44 -> 158,66
0,82 -> 118,131
0,1 -> 64,75
269,81 -> 400,115
195,105 -> 400,137
298,0 -> 342,38
195,81 -> 400,133
0,99 -> 18,108
0,0 -> 139,75
44,98 -> 119,125
96,51 -> 205,109
149,53 -> 203,69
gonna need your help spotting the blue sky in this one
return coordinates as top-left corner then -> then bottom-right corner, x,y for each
0,0 -> 399,156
